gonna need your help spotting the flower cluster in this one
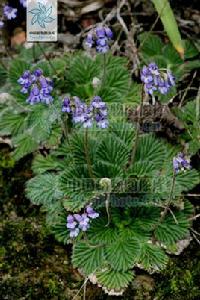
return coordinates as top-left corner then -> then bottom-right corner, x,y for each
66,206 -> 99,238
62,96 -> 109,128
3,5 -> 17,20
141,62 -> 175,95
173,153 -> 191,174
18,69 -> 54,105
85,26 -> 113,53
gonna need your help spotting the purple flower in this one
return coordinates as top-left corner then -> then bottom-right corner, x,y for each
157,78 -> 169,95
62,96 -> 88,126
66,215 -> 77,229
96,44 -> 109,54
173,153 -> 191,174
62,96 -> 108,129
167,70 -> 175,87
85,33 -> 94,48
73,105 -> 87,124
34,69 -> 43,77
96,37 -> 108,47
66,206 -> 99,238
74,214 -> 83,223
85,26 -> 113,53
105,27 -> 113,39
96,27 -> 106,38
91,96 -> 109,128
83,115 -> 93,128
91,96 -> 105,109
20,0 -> 27,8
40,92 -> 53,105
141,62 -> 175,96
86,206 -> 99,219
18,69 -> 54,105
148,63 -> 159,76
26,85 -> 41,105
95,114 -> 109,128
69,228 -> 80,238
0,20 -> 4,28
18,70 -> 33,88
62,97 -> 71,113
40,77 -> 53,93
78,214 -> 90,231
3,5 -> 17,20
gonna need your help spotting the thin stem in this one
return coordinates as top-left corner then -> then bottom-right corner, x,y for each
105,193 -> 111,226
83,279 -> 87,300
103,53 -> 106,84
37,43 -> 58,75
72,278 -> 89,300
84,129 -> 94,179
159,170 -> 177,223
50,102 -> 67,138
128,84 -> 144,168
179,71 -> 197,107
32,43 -> 37,63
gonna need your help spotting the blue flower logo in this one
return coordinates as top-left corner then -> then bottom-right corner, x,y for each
29,2 -> 55,28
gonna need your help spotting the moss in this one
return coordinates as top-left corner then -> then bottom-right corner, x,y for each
153,246 -> 200,300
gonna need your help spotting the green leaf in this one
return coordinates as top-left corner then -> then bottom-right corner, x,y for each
9,59 -> 30,86
128,134 -> 166,176
26,103 -> 59,146
152,0 -> 184,57
68,54 -> 100,86
26,173 -> 63,206
66,52 -> 131,103
105,238 -> 140,271
139,243 -> 168,271
72,241 -> 105,275
96,269 -> 134,290
51,212 -> 70,244
98,66 -> 130,102
12,133 -> 38,161
183,40 -> 199,59
174,170 -> 200,195
32,154 -> 62,174
60,165 -> 96,212
139,33 -> 163,58
87,216 -> 119,244
0,110 -> 27,136
155,211 -> 190,246
96,133 -> 130,168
